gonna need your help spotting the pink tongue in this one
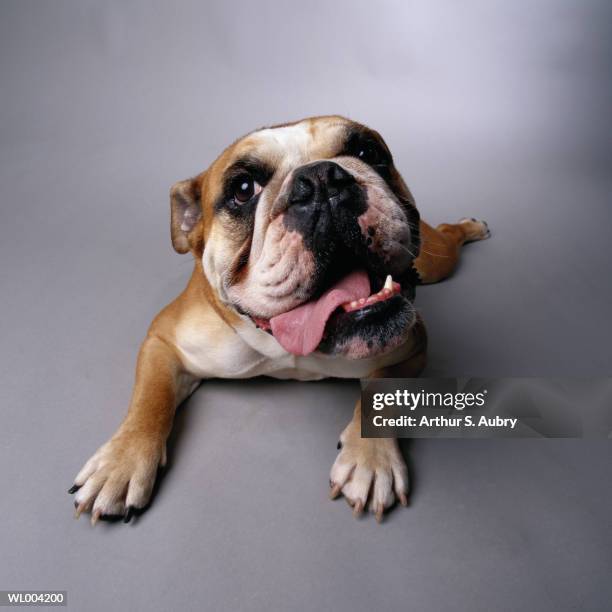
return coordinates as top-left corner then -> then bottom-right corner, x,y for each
269,269 -> 370,356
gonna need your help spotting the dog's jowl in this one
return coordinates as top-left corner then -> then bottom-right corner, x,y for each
70,115 -> 490,524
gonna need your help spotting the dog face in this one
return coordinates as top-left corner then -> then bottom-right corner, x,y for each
170,116 -> 420,360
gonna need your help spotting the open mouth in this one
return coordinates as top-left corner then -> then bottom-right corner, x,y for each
251,267 -> 416,357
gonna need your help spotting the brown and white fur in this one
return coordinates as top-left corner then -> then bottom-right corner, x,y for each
69,116 -> 489,524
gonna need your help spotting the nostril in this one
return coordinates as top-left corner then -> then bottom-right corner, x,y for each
291,175 -> 315,204
328,164 -> 353,188
326,164 -> 354,197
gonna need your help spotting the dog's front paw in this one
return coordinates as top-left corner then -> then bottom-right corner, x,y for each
69,430 -> 166,524
329,421 -> 408,522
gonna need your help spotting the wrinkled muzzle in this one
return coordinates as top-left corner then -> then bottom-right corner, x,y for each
225,157 -> 420,358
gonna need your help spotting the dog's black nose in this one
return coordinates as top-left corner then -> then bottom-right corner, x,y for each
289,161 -> 354,205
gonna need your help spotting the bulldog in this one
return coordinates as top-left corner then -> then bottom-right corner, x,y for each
69,115 -> 489,524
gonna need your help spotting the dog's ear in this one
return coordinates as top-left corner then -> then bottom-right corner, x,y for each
170,174 -> 204,254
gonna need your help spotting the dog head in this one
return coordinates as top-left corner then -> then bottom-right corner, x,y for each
170,116 -> 420,359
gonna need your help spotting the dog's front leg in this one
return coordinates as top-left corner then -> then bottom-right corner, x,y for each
330,334 -> 426,522
70,335 -> 194,523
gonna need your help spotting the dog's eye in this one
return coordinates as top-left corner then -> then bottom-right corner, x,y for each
233,175 -> 262,203
357,143 -> 382,166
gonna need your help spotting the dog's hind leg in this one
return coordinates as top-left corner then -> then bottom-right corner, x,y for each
413,218 -> 490,284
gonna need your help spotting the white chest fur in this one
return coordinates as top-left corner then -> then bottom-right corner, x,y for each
175,315 -> 415,381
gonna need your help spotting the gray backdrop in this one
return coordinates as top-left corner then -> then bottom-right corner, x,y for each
1,1 -> 611,611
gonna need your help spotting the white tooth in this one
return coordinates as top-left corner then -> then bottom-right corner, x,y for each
384,275 -> 393,290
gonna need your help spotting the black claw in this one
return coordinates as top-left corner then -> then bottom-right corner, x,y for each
337,441 -> 342,450
73,500 -> 79,509
68,485 -> 80,494
123,506 -> 135,523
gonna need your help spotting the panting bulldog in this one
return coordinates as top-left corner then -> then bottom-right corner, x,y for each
69,116 -> 489,524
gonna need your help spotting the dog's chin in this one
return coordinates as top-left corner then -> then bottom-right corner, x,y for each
317,294 -> 416,359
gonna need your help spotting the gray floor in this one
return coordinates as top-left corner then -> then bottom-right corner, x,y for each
1,2 -> 611,611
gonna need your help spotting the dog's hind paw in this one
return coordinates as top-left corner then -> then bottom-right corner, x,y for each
458,217 -> 491,242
